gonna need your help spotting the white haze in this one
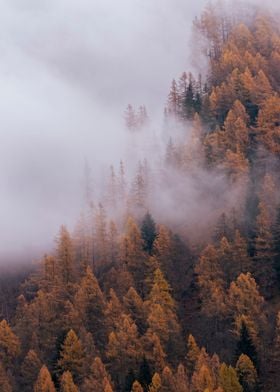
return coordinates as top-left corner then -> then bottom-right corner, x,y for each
0,0 -> 278,262
0,0 -> 208,261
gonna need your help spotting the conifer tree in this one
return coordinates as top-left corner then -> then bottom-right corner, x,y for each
191,364 -> 214,392
236,354 -> 258,392
142,330 -> 166,373
253,201 -> 276,295
138,356 -> 152,392
132,380 -> 144,392
125,104 -> 137,131
34,365 -> 56,392
186,334 -> 200,376
148,373 -> 162,392
57,330 -> 85,383
232,230 -> 252,277
0,319 -> 20,369
107,314 -> 142,389
219,364 -> 242,392
235,319 -> 258,369
167,79 -> 180,118
94,203 -> 109,265
120,217 -> 146,294
20,349 -> 42,392
106,288 -> 124,332
195,244 -> 226,319
124,287 -> 146,334
141,212 -> 157,255
228,273 -> 264,324
0,362 -> 12,392
60,371 -> 78,392
56,225 -> 75,285
175,364 -> 190,392
161,366 -> 176,392
74,266 -> 106,349
81,356 -> 113,392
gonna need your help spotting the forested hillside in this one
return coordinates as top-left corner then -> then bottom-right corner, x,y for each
2,2 -> 280,391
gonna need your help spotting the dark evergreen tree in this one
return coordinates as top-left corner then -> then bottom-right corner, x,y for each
138,356 -> 152,391
236,320 -> 259,371
141,213 -> 157,254
124,369 -> 136,392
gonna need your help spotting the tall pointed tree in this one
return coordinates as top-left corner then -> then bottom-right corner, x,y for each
34,365 -> 56,392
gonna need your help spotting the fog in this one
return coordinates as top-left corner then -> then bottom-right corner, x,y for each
1,0 -> 278,263
0,0 -> 211,261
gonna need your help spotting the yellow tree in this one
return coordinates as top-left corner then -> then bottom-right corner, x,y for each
146,268 -> 182,361
218,364 -> 242,392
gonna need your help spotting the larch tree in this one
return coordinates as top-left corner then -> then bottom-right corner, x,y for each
191,364 -> 215,392
142,330 -> 166,373
81,356 -> 113,392
228,273 -> 264,326
34,365 -> 56,392
57,329 -> 85,384
107,314 -> 142,389
253,201 -> 276,295
218,364 -> 242,392
186,334 -> 200,376
167,79 -> 180,118
236,354 -> 258,392
74,266 -> 107,349
60,371 -> 79,392
146,268 -> 182,361
94,203 -> 109,266
120,217 -> 146,295
123,286 -> 146,334
148,372 -> 162,392
235,318 -> 259,370
0,362 -> 12,392
195,244 -> 226,320
0,319 -> 20,370
105,288 -> 124,332
56,225 -> 75,286
232,230 -> 252,278
20,349 -> 42,392
161,366 -> 177,392
132,380 -> 144,392
175,364 -> 190,392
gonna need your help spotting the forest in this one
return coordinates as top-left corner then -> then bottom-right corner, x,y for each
1,1 -> 280,391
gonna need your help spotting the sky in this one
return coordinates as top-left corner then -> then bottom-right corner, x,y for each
0,0 -> 208,261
